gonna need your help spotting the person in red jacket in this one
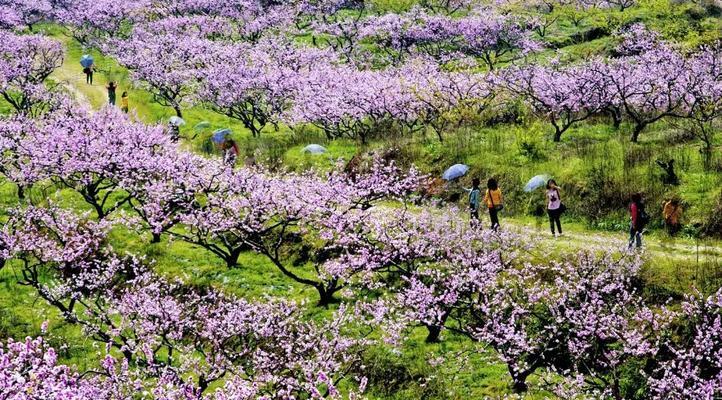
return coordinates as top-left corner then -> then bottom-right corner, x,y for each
628,193 -> 644,249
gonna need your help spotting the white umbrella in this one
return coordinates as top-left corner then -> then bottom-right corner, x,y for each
169,116 -> 186,126
302,144 -> 327,154
524,175 -> 551,192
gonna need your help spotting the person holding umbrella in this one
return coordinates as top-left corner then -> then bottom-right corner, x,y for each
546,179 -> 564,237
83,65 -> 95,84
210,129 -> 238,165
484,178 -> 503,231
168,117 -> 185,142
81,55 -> 95,85
168,122 -> 180,142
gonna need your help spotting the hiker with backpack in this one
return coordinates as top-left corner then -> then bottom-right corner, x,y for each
629,193 -> 649,249
546,179 -> 565,237
484,178 -> 503,231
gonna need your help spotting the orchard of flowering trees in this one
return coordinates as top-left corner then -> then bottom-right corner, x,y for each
27,0 -> 715,153
1,0 -> 717,146
2,103 -> 722,397
1,0 -> 722,398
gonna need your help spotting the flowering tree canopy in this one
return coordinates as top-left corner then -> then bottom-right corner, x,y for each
0,31 -> 64,116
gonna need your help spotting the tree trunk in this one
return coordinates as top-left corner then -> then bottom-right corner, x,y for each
433,125 -> 444,142
92,202 -> 107,220
316,286 -> 338,307
512,379 -> 529,393
612,377 -> 622,400
173,106 -> 183,118
198,375 -> 209,393
17,184 -> 25,200
425,325 -> 443,343
631,123 -> 645,143
702,140 -> 713,171
553,129 -> 563,142
508,366 -> 531,393
550,118 -> 565,142
608,108 -> 622,129
225,248 -> 242,268
151,232 -> 162,243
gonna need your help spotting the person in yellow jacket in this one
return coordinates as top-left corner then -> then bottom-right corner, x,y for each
120,91 -> 129,113
484,178 -> 503,231
662,198 -> 682,235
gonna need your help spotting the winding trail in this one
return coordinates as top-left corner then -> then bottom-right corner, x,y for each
50,49 -> 108,111
505,217 -> 722,263
51,67 -> 93,109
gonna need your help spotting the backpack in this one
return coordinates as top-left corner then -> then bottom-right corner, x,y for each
488,189 -> 503,211
638,206 -> 650,228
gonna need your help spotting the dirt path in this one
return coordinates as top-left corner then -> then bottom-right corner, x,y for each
500,216 -> 722,263
50,54 -> 107,111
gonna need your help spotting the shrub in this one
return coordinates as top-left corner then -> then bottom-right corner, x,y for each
360,347 -> 446,399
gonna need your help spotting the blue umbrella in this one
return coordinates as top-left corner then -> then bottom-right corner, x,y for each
212,128 -> 231,144
442,164 -> 469,181
302,144 -> 327,154
80,55 -> 94,68
524,174 -> 551,192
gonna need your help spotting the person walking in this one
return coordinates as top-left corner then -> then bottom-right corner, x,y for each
484,178 -> 503,231
467,178 -> 481,226
120,91 -> 129,113
663,198 -> 682,235
83,64 -> 95,85
546,179 -> 564,237
106,81 -> 118,105
628,193 -> 647,249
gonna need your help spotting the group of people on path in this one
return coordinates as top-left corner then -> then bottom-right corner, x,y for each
468,177 -> 564,235
628,195 -> 684,248
82,63 -> 688,246
82,64 -> 129,112
467,177 -> 684,249
467,178 -> 504,231
84,60 -> 240,166
105,81 -> 130,114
